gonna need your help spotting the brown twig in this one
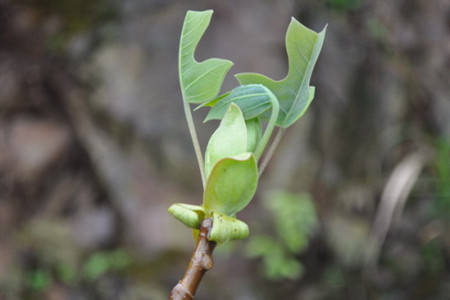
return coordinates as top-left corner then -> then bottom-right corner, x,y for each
169,218 -> 216,300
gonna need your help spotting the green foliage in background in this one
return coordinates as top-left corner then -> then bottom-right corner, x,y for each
7,219 -> 133,298
27,269 -> 51,292
18,0 -> 116,51
325,0 -> 363,12
434,138 -> 450,220
422,238 -> 446,274
82,249 -> 132,281
246,192 -> 318,280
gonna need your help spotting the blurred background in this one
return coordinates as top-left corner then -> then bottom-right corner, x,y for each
1,0 -> 449,299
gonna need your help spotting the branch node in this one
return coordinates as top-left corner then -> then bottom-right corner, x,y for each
169,218 -> 215,300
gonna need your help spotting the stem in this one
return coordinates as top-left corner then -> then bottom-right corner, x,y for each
182,99 -> 206,188
169,219 -> 216,300
254,89 -> 279,160
258,127 -> 285,177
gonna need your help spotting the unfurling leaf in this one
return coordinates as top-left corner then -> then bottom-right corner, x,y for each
204,84 -> 277,122
179,10 -> 233,104
168,203 -> 206,229
209,212 -> 249,243
204,152 -> 258,216
204,103 -> 247,178
236,19 -> 326,128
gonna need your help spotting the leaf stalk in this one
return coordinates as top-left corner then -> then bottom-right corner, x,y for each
254,90 -> 280,160
182,98 -> 207,188
258,127 -> 285,177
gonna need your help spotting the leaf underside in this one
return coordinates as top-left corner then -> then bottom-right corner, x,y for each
235,19 -> 326,128
179,10 -> 233,104
204,84 -> 275,122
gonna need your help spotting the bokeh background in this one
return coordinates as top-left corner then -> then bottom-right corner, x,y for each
1,0 -> 449,299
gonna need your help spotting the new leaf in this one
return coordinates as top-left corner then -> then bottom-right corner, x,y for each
209,212 -> 249,243
204,103 -> 248,178
235,19 -> 326,128
168,203 -> 206,229
204,84 -> 275,122
204,152 -> 258,216
179,10 -> 233,104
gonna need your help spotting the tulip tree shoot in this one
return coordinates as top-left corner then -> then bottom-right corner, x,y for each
168,10 -> 326,299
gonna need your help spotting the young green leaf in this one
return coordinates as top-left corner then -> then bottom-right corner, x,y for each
235,19 -> 326,128
204,84 -> 275,122
204,103 -> 247,178
204,84 -> 279,160
204,152 -> 258,216
179,10 -> 233,104
209,212 -> 249,243
168,203 -> 206,229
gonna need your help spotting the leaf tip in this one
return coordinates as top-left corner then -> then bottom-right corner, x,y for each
187,9 -> 213,16
320,24 -> 328,36
203,115 -> 213,123
228,102 -> 239,110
